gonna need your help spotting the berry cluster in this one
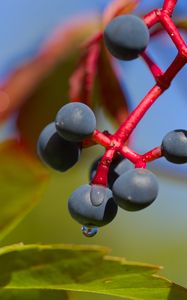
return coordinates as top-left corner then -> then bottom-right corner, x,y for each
37,102 -> 96,172
38,0 -> 187,237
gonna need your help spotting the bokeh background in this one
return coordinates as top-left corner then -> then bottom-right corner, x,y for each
0,0 -> 187,298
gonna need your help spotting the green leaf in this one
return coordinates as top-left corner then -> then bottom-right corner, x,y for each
0,289 -> 69,300
0,244 -> 187,300
0,140 -> 48,241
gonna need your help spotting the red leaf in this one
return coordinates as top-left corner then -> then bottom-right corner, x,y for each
97,45 -> 129,125
0,18 -> 99,122
102,0 -> 139,27
69,39 -> 101,106
16,18 -> 100,152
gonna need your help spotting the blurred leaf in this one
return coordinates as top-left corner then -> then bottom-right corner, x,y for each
175,19 -> 187,29
97,46 -> 129,125
0,244 -> 187,300
16,19 -> 100,153
69,40 -> 100,107
0,289 -> 69,300
0,140 -> 48,241
69,33 -> 130,126
102,0 -> 139,27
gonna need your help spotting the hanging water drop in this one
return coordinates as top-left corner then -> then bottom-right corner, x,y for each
81,226 -> 98,237
90,184 -> 106,206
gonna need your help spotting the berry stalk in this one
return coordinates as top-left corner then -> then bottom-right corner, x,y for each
141,52 -> 163,79
163,0 -> 178,15
113,85 -> 164,143
92,148 -> 116,186
37,0 -> 187,236
90,0 -> 187,185
113,2 -> 187,144
144,10 -> 159,28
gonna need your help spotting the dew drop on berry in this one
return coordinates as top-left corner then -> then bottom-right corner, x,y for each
81,226 -> 98,237
90,185 -> 106,206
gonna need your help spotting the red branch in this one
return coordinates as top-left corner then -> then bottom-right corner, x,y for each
163,0 -> 178,15
141,147 -> 163,163
69,41 -> 100,106
144,10 -> 159,28
120,145 -> 141,163
80,0 -> 186,186
141,52 -> 163,80
92,148 -> 116,186
113,85 -> 164,142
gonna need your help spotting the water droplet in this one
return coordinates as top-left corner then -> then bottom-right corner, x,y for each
90,185 -> 106,206
81,226 -> 98,237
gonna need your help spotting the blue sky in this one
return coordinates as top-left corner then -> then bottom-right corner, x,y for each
0,0 -> 186,78
0,0 -> 186,76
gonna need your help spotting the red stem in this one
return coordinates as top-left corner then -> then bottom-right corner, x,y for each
141,51 -> 163,80
92,148 -> 116,186
120,145 -> 141,163
113,85 -> 164,143
159,12 -> 187,52
163,0 -> 178,15
141,147 -> 163,163
161,53 -> 187,84
92,130 -> 111,148
87,0 -> 187,186
143,10 -> 159,28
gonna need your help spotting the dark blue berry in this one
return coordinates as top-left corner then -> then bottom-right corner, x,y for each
104,14 -> 150,60
37,122 -> 80,172
112,168 -> 158,211
161,129 -> 187,164
55,102 -> 96,142
68,184 -> 118,227
89,155 -> 133,188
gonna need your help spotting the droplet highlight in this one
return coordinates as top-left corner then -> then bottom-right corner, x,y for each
90,184 -> 106,206
81,226 -> 98,237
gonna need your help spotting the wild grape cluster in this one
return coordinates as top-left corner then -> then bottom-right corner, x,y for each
38,9 -> 187,237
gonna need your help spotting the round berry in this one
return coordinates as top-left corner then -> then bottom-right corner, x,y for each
89,155 -> 133,188
104,14 -> 150,60
161,129 -> 187,164
55,102 -> 96,142
68,184 -> 118,227
37,122 -> 80,172
112,168 -> 158,211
